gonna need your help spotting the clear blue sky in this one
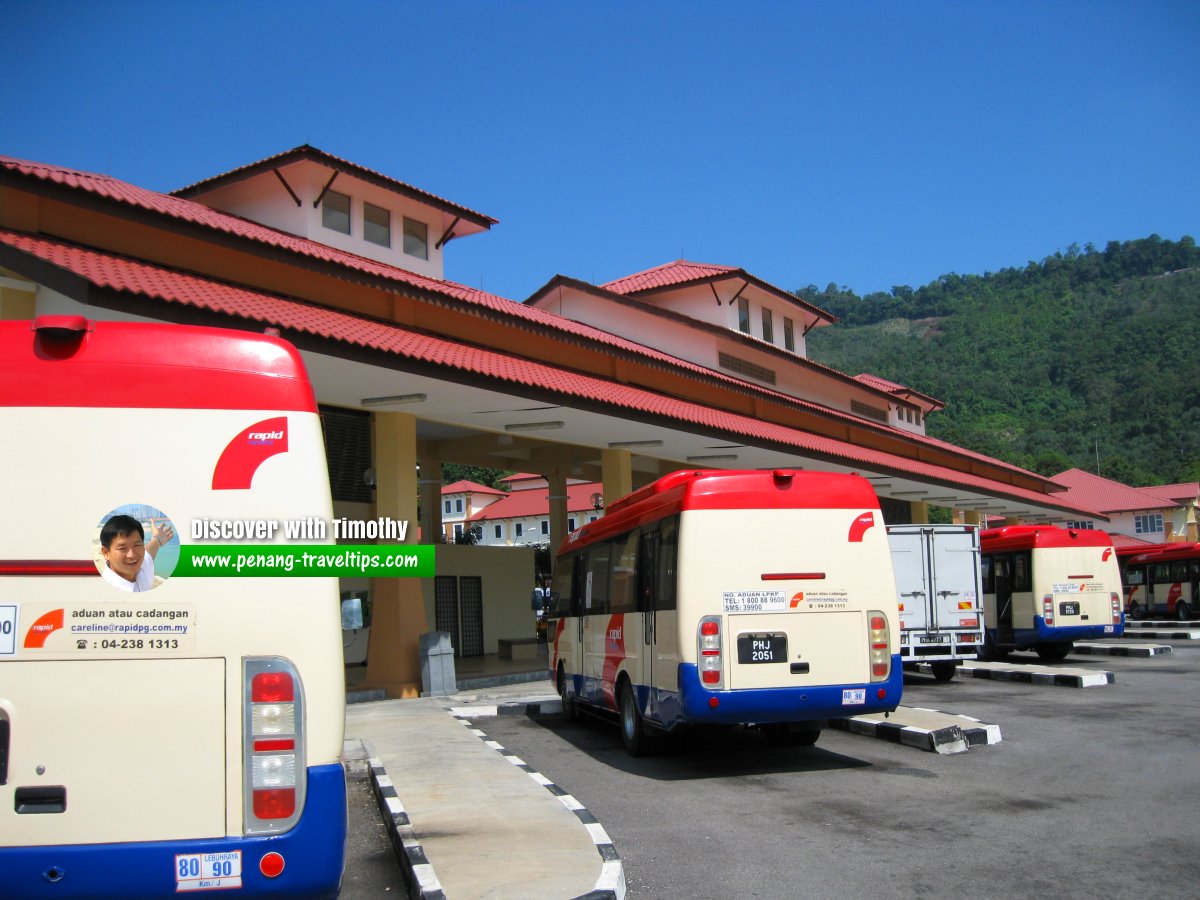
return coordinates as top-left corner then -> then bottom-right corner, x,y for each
3,1 -> 1197,302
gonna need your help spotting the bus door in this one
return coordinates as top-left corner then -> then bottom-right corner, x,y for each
582,543 -> 613,707
993,555 -> 1015,643
638,530 -> 659,694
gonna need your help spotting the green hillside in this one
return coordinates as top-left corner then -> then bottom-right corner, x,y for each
802,236 -> 1200,486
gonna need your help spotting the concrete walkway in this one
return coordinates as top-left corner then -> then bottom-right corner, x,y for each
345,681 -> 624,899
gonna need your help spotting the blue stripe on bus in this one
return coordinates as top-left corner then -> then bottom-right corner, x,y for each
673,657 -> 904,725
0,763 -> 347,899
987,617 -> 1125,650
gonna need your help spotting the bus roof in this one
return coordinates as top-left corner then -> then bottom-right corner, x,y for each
1123,541 -> 1200,566
559,469 -> 879,555
980,524 -> 1115,553
0,317 -> 316,411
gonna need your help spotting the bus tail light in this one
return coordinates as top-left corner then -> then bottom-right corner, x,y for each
1043,595 -> 1055,626
244,657 -> 306,835
697,616 -> 723,689
868,611 -> 890,682
1111,592 -> 1122,625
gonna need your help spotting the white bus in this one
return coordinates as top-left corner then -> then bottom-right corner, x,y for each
980,525 -> 1124,661
0,317 -> 346,898
547,469 -> 902,755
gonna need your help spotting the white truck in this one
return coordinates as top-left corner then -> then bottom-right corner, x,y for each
887,524 -> 985,681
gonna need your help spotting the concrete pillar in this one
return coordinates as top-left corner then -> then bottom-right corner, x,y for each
0,282 -> 36,320
418,454 -> 442,545
364,411 -> 427,698
601,448 -> 633,508
547,470 -> 569,568
909,501 -> 929,525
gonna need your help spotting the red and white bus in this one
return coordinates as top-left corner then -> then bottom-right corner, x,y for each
547,469 -> 902,755
0,317 -> 346,898
1119,542 -> 1200,620
980,525 -> 1124,661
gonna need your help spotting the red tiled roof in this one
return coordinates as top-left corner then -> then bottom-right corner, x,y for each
172,144 -> 497,228
0,155 -> 1042,483
1051,469 -> 1174,513
600,259 -> 835,324
468,482 -> 603,521
853,373 -> 944,411
1148,482 -> 1200,504
0,228 -> 1102,519
1110,533 -> 1159,550
441,480 -> 506,496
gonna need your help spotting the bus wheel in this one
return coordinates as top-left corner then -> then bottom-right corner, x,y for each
557,666 -> 578,723
1129,602 -> 1144,621
1176,602 -> 1191,622
619,682 -> 653,757
929,661 -> 958,682
1035,642 -> 1072,662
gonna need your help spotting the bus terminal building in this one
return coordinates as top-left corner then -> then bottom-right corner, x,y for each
0,146 -> 1107,697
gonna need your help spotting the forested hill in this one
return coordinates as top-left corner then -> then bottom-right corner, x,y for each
801,235 -> 1200,487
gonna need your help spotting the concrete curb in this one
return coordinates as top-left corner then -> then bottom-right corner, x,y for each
450,712 -> 626,900
1117,629 -> 1200,640
957,660 -> 1114,687
1072,641 -> 1174,657
829,704 -> 1001,754
358,741 -> 446,900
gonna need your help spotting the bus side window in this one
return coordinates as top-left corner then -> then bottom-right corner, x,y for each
1125,566 -> 1145,586
1153,563 -> 1170,585
587,543 -> 612,615
550,557 -> 576,617
657,517 -> 678,611
1013,552 -> 1031,592
1171,561 -> 1188,582
637,530 -> 658,613
610,529 -> 641,614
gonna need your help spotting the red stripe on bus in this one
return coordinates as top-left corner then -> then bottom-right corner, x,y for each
761,573 -> 825,581
0,560 -> 97,576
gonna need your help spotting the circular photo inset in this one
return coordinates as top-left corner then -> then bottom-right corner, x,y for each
93,503 -> 178,593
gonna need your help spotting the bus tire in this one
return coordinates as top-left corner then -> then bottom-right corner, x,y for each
619,681 -> 653,757
1035,642 -> 1072,662
1176,601 -> 1190,622
1129,601 -> 1144,621
557,665 -> 578,723
929,661 -> 958,682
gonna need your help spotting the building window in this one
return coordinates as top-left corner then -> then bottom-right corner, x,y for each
783,317 -> 795,352
737,297 -> 750,334
494,524 -> 503,539
322,190 -> 351,235
515,522 -> 524,538
762,308 -> 774,343
453,523 -> 463,540
403,217 -> 428,260
1065,520 -> 1095,530
1134,513 -> 1164,535
718,351 -> 777,385
568,517 -> 576,531
541,520 -> 550,535
444,499 -> 451,514
364,202 -> 391,247
455,498 -> 463,514
851,399 -> 889,423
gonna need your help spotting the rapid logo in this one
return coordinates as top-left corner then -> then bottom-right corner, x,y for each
212,416 -> 289,490
847,511 -> 876,542
600,614 -> 626,708
24,608 -> 64,649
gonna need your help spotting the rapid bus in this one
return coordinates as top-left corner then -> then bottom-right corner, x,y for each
547,469 -> 902,755
979,525 -> 1124,661
0,317 -> 347,898
1119,542 -> 1200,620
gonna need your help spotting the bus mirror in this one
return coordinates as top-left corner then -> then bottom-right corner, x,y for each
341,592 -> 369,630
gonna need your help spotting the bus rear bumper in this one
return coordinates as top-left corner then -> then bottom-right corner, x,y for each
676,657 -> 903,725
0,763 -> 347,899
1032,617 -> 1125,642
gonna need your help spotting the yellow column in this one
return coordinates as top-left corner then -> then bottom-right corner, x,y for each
909,501 -> 929,525
0,283 -> 37,320
601,448 -> 633,508
364,411 -> 427,698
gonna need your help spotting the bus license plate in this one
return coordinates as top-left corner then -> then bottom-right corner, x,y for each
738,633 -> 786,664
1060,601 -> 1080,616
919,635 -> 945,643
